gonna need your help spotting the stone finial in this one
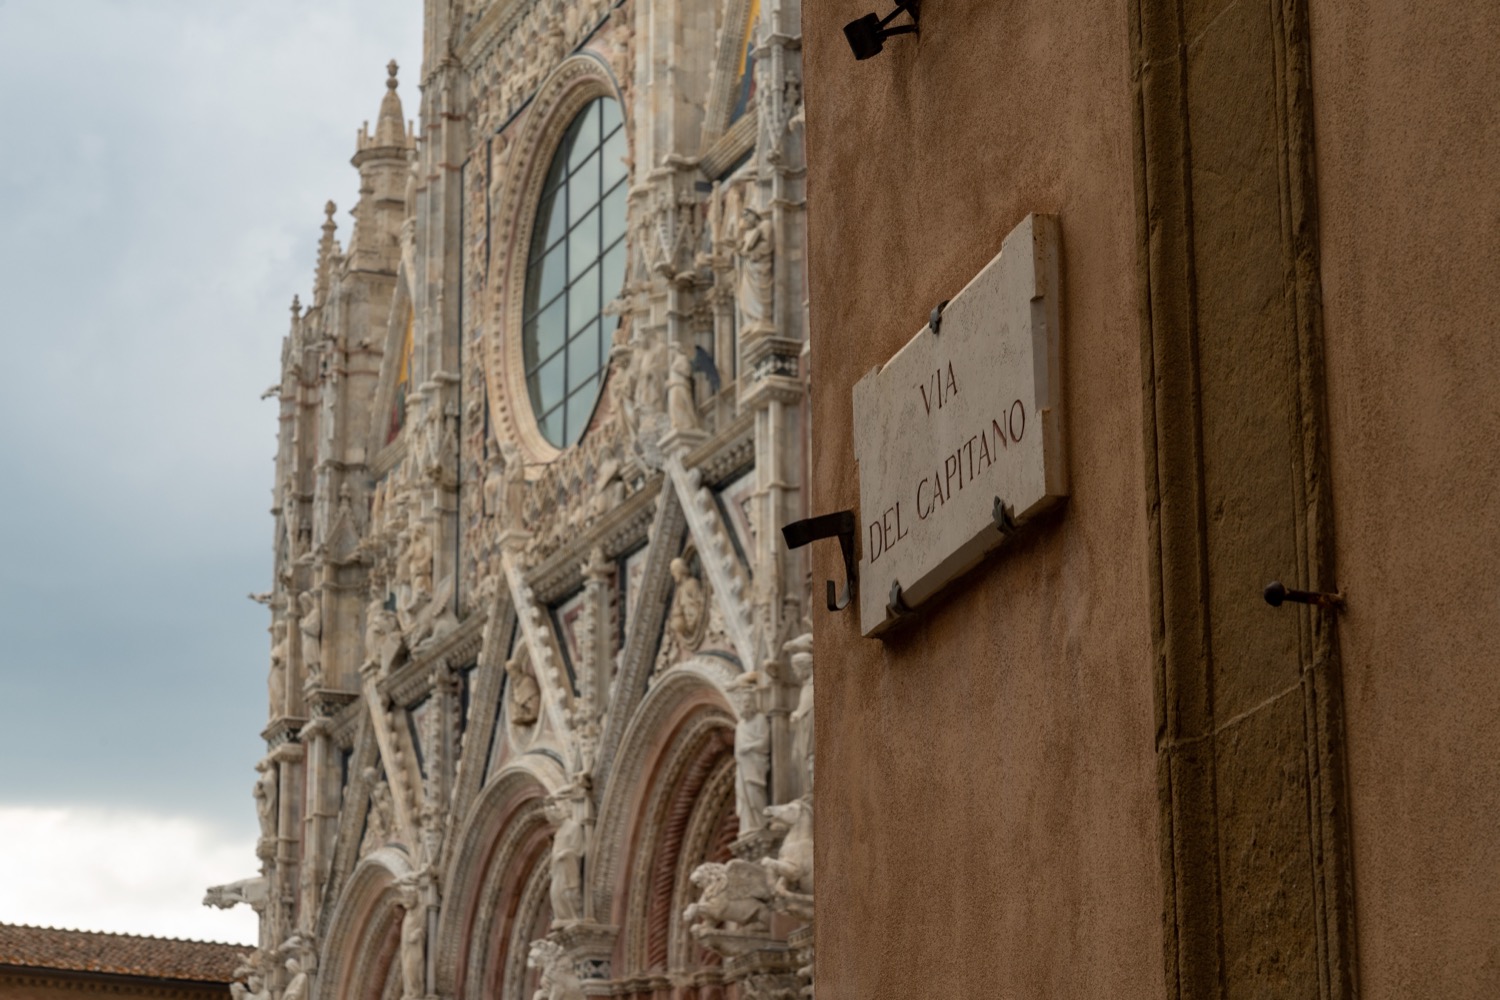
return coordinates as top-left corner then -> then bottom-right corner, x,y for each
314,202 -> 339,303
387,59 -> 399,89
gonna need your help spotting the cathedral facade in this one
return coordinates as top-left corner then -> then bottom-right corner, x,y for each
219,1 -> 813,997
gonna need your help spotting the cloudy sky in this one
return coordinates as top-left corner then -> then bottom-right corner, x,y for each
0,1 -> 421,944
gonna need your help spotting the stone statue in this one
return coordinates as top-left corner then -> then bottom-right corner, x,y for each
361,768 -> 395,854
282,957 -> 309,1000
483,451 -> 506,521
683,860 -> 774,935
397,882 -> 426,999
761,798 -> 814,918
667,348 -> 699,432
268,621 -> 289,716
298,592 -> 322,686
253,762 -> 277,843
544,782 -> 588,925
731,672 -> 771,835
527,937 -> 584,1000
499,440 -> 528,527
505,655 -> 542,726
667,557 -> 708,651
785,632 -> 814,787
365,602 -> 404,676
408,523 -> 434,602
230,973 -> 269,1000
734,204 -> 775,335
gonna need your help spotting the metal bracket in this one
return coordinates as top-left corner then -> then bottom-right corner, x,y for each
993,497 -> 1018,536
1263,581 -> 1344,610
783,511 -> 858,612
886,580 -> 917,622
929,299 -> 950,335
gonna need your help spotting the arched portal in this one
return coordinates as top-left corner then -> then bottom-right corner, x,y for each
594,663 -> 742,995
314,847 -> 413,1000
434,759 -> 565,1000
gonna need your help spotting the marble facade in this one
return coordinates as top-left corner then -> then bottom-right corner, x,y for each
212,1 -> 814,996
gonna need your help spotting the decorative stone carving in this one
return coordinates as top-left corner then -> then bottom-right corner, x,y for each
282,957 -> 310,1000
735,203 -> 775,336
668,348 -> 700,432
667,557 -> 709,652
203,876 -> 268,911
268,622 -> 288,715
397,880 -> 427,1000
298,591 -> 322,688
505,654 -> 542,726
253,762 -> 277,843
527,937 -> 584,1000
762,798 -> 813,918
544,780 -> 589,925
683,860 -> 774,936
785,632 -> 813,787
360,768 -> 394,856
731,672 -> 771,835
229,974 -> 269,1000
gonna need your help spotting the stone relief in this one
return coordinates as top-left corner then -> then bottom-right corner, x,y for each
505,651 -> 543,728
683,859 -> 774,937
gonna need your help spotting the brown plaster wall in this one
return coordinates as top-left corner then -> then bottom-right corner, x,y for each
0,972 -> 227,999
1310,2 -> 1500,995
803,2 -> 1160,997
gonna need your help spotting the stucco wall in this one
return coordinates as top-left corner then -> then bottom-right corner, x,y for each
1311,2 -> 1500,996
803,2 -> 1161,997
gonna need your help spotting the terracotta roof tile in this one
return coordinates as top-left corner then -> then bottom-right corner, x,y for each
0,923 -> 244,983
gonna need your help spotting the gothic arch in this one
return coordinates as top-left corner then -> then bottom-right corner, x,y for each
315,847 -> 414,1000
590,662 -> 741,976
434,758 -> 566,999
485,51 -> 630,466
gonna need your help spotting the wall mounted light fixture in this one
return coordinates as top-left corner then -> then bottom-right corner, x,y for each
844,0 -> 919,60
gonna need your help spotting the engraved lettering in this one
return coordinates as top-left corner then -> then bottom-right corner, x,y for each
868,520 -> 884,564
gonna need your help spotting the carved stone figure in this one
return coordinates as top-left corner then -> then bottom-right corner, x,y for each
253,762 -> 277,843
282,957 -> 310,1000
734,205 -> 775,335
203,876 -> 268,911
667,348 -> 699,432
527,937 -> 584,1000
365,602 -> 405,676
268,621 -> 289,715
398,882 -> 426,999
667,557 -> 708,652
230,974 -> 269,1000
499,440 -> 528,526
408,523 -> 434,602
683,860 -> 774,935
731,673 -> 771,835
785,632 -> 814,787
298,591 -> 322,686
361,768 -> 395,855
506,655 -> 542,726
762,798 -> 814,918
544,783 -> 588,925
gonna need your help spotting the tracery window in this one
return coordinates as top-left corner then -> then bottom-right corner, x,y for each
523,96 -> 628,448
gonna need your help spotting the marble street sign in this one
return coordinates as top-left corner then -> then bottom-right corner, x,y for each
853,213 -> 1066,637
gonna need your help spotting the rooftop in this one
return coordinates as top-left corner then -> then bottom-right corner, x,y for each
0,923 -> 244,983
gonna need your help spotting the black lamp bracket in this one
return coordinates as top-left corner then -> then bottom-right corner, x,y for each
782,511 -> 859,612
844,0 -> 920,60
